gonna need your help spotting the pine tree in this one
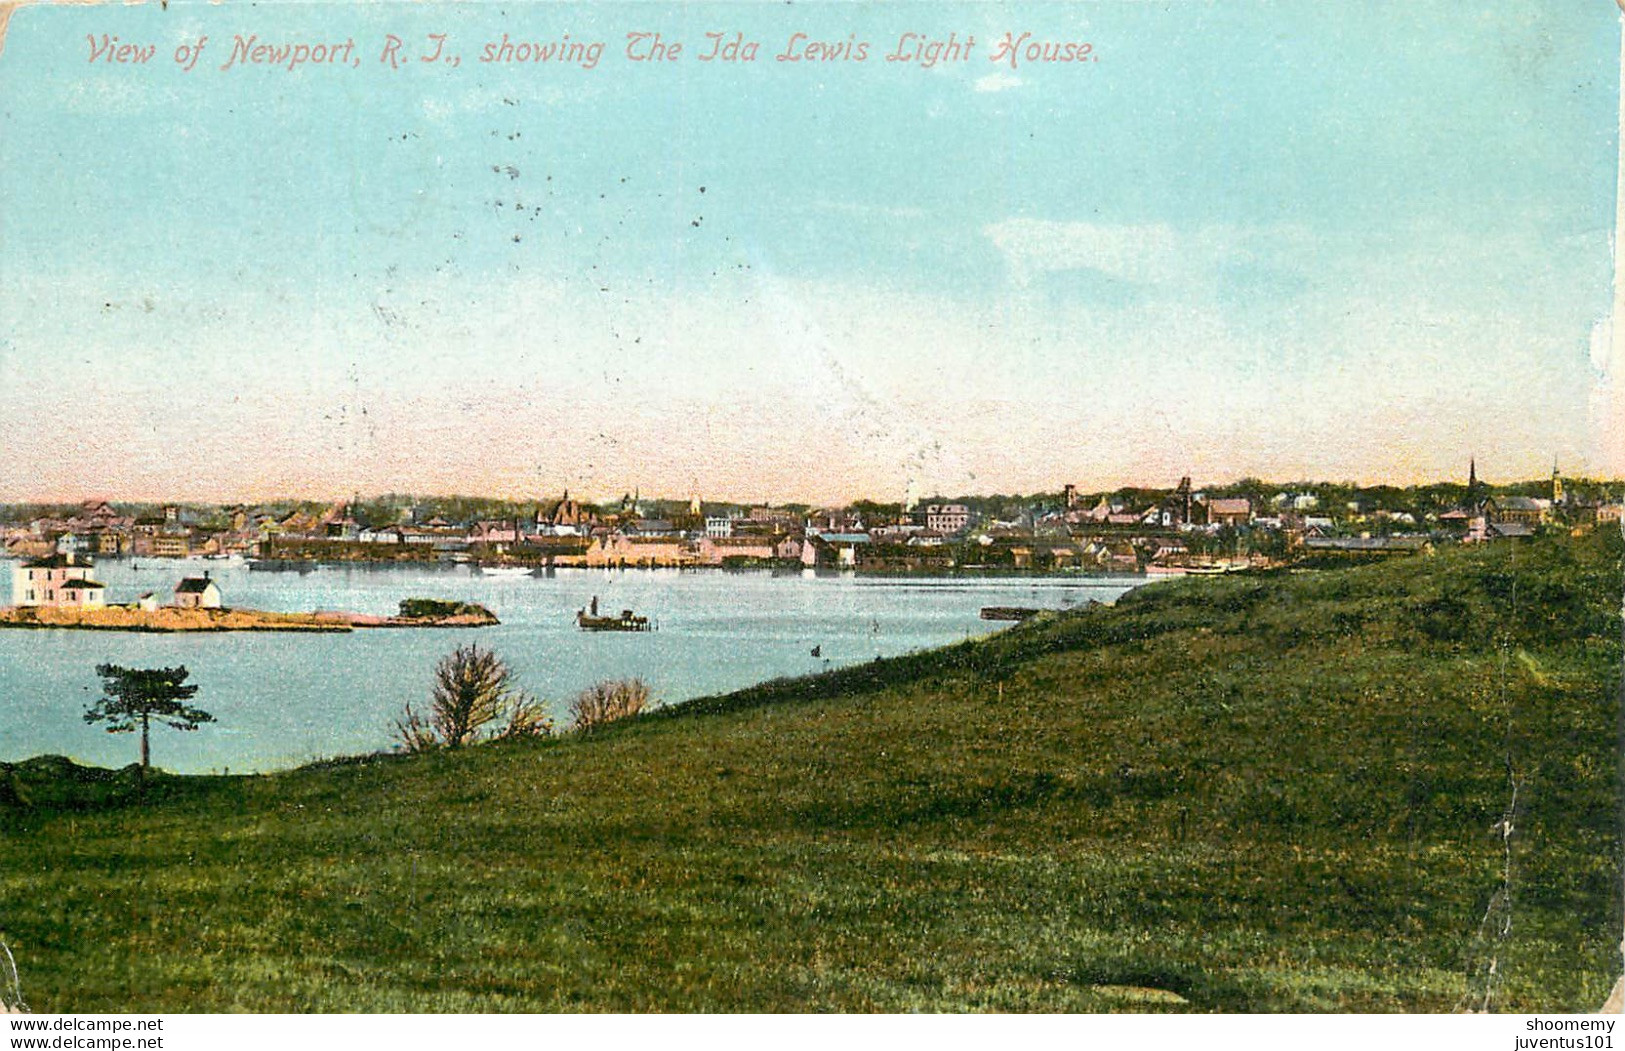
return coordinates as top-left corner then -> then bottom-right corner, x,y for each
84,664 -> 213,780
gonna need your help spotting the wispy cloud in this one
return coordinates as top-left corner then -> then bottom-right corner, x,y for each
982,219 -> 1199,288
973,71 -> 1023,94
980,218 -> 1322,297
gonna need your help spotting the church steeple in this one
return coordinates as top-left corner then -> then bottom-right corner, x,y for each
1466,457 -> 1484,514
1552,457 -> 1564,506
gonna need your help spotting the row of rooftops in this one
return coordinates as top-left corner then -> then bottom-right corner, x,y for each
7,472 -> 1621,551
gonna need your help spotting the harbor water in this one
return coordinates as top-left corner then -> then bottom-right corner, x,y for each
0,561 -> 1145,773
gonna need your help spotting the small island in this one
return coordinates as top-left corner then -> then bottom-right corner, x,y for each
5,557 -> 498,631
0,597 -> 499,633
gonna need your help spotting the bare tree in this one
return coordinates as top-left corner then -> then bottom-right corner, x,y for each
392,701 -> 440,754
432,643 -> 511,747
394,645 -> 551,751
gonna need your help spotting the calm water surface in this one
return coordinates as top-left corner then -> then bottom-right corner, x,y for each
0,560 -> 1144,773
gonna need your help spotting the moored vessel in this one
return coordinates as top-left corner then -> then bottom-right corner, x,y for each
246,557 -> 318,573
478,565 -> 534,578
575,595 -> 651,632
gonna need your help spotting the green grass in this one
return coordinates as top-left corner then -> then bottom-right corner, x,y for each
1,530 -> 1619,1011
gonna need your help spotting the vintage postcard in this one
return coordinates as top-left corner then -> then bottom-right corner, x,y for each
0,0 -> 1621,1034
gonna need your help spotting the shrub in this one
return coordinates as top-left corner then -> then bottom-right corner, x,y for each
392,702 -> 440,754
394,644 -> 551,751
397,598 -> 491,620
496,694 -> 555,741
570,678 -> 654,732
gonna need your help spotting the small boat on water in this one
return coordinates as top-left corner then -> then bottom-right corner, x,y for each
247,558 -> 318,573
980,606 -> 1040,621
478,565 -> 534,578
1146,561 -> 1241,577
576,595 -> 650,632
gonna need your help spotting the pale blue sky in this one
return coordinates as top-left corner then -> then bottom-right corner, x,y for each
1,1 -> 1618,502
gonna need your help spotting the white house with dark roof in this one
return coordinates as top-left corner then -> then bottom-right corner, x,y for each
11,553 -> 101,607
173,575 -> 223,609
56,578 -> 107,608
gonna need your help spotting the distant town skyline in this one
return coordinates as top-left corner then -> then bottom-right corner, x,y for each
10,463 -> 1609,577
2,460 -> 1615,514
2,2 -> 1620,504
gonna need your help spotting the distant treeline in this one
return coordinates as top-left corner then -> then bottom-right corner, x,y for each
2,476 -> 1620,526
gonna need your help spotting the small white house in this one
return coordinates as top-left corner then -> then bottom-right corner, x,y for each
55,578 -> 106,609
173,575 -> 222,609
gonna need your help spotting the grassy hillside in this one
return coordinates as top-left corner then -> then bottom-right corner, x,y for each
1,530 -> 1619,1012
